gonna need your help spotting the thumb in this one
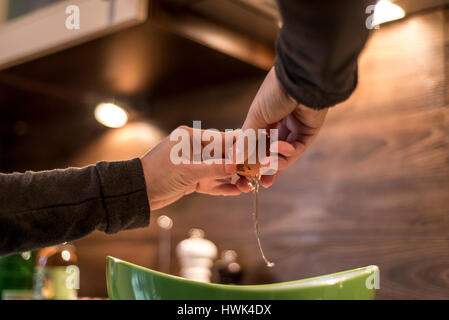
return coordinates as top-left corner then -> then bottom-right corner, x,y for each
242,67 -> 297,132
242,104 -> 269,132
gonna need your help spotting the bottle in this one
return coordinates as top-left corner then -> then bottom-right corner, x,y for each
33,243 -> 79,300
176,228 -> 217,283
0,251 -> 35,300
214,250 -> 243,285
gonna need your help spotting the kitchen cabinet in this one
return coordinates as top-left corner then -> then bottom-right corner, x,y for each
0,0 -> 148,70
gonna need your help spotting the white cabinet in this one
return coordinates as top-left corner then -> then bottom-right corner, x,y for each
0,0 -> 148,70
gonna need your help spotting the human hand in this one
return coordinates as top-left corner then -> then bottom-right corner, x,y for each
140,126 -> 250,211
241,67 -> 328,188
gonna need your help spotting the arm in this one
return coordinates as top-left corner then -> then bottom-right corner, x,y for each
0,127 -> 242,255
0,159 -> 150,255
275,0 -> 376,109
241,1 -> 375,188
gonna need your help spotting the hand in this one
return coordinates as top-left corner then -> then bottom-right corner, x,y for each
140,126 -> 250,211
241,67 -> 328,188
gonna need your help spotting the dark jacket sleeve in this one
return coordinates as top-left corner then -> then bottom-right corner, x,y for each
275,0 -> 376,109
0,158 -> 150,255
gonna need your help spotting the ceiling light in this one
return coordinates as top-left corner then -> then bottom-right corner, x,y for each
94,102 -> 128,128
373,0 -> 405,26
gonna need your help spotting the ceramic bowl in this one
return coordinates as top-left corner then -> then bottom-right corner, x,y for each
106,256 -> 378,300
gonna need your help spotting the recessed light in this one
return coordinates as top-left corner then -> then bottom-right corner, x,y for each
373,0 -> 405,26
94,102 -> 128,128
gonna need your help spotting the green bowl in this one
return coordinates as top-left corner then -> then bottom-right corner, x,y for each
106,256 -> 378,300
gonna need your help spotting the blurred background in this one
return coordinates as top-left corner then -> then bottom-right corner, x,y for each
0,0 -> 448,299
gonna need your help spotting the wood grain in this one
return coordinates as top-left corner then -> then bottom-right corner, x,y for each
1,7 -> 449,299
65,9 -> 449,298
146,9 -> 449,300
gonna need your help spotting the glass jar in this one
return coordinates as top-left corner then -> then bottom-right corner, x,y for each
33,243 -> 79,300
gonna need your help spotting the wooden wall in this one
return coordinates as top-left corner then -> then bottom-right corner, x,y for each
71,9 -> 449,299
1,7 -> 449,299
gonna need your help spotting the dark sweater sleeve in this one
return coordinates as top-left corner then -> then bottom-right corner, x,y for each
275,0 -> 376,109
0,158 -> 150,255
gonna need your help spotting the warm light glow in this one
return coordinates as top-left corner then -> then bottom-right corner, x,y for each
373,0 -> 405,26
94,103 -> 128,128
72,122 -> 165,166
61,250 -> 71,261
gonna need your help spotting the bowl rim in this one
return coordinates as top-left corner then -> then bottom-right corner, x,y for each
106,256 -> 379,290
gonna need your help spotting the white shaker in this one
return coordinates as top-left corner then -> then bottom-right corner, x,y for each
176,228 -> 217,283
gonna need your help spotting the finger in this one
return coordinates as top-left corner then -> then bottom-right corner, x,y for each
276,142 -> 307,170
211,183 -> 242,196
233,128 -> 272,165
192,162 -> 236,180
235,176 -> 252,193
272,140 -> 296,157
285,113 -> 320,146
234,129 -> 264,165
218,129 -> 251,165
242,68 -> 297,132
242,107 -> 270,133
278,118 -> 290,141
219,129 -> 240,162
287,131 -> 300,143
261,172 -> 279,188
277,155 -> 290,170
266,152 -> 296,171
290,141 -> 307,159
195,128 -> 241,164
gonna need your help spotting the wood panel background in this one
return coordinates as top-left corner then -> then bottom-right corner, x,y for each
1,7 -> 449,299
75,9 -> 449,299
